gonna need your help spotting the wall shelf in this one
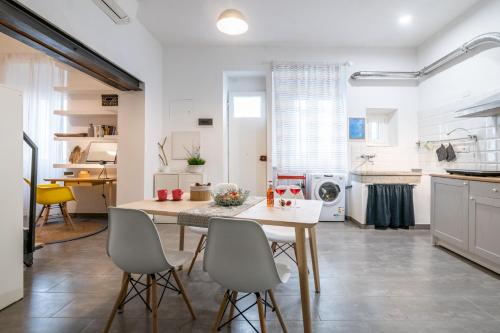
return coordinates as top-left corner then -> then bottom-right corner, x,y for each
53,163 -> 118,169
54,110 -> 118,117
53,86 -> 116,96
54,136 -> 119,142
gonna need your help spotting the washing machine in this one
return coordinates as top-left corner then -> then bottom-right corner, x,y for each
307,173 -> 346,221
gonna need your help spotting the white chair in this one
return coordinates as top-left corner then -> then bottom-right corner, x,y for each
187,226 -> 208,275
104,208 -> 196,333
263,188 -> 307,265
204,217 -> 290,333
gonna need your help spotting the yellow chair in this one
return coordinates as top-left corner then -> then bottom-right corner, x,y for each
24,178 -> 76,230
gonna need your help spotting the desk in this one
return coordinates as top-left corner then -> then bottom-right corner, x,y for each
45,177 -> 117,207
119,195 -> 322,333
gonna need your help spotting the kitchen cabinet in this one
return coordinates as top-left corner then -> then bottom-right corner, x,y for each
431,175 -> 500,274
468,181 -> 500,266
154,172 -> 204,194
431,177 -> 469,251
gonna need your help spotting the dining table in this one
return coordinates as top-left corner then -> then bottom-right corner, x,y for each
118,194 -> 323,333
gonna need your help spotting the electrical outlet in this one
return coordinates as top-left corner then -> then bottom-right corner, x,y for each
455,146 -> 469,153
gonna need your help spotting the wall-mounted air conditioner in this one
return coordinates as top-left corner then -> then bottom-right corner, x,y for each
93,0 -> 130,25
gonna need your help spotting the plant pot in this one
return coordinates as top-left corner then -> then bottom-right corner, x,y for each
186,164 -> 204,173
158,165 -> 170,173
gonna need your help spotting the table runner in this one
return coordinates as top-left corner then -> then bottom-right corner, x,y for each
177,196 -> 264,228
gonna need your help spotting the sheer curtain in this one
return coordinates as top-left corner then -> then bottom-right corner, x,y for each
0,54 -> 66,214
272,62 -> 348,174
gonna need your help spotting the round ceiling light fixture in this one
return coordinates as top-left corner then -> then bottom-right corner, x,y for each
216,9 -> 248,35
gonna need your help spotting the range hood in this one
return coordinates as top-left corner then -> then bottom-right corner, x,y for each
456,92 -> 500,118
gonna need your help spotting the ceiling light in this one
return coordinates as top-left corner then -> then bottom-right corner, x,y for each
217,9 -> 248,35
398,14 -> 413,26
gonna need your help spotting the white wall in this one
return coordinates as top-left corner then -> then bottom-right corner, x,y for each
19,0 -> 163,202
417,0 -> 500,224
0,86 -> 23,309
163,46 -> 420,185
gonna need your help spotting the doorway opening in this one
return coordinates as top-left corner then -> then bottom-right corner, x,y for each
224,73 -> 267,196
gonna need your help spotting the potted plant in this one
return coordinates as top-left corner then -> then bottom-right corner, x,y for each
185,145 -> 205,173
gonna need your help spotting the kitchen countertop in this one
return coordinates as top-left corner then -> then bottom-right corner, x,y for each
431,173 -> 500,184
350,170 -> 422,176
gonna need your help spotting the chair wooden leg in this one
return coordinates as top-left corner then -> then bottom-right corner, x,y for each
256,293 -> 268,333
151,274 -> 158,333
227,291 -> 238,325
212,291 -> 229,332
38,205 -> 50,229
271,241 -> 277,253
117,273 -> 128,313
172,269 -> 196,320
147,275 -> 152,307
61,203 -> 76,230
308,226 -> 321,292
268,290 -> 287,333
292,244 -> 298,266
187,235 -> 205,276
36,206 -> 46,224
103,272 -> 129,333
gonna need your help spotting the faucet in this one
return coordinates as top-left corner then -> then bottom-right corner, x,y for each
360,154 -> 376,164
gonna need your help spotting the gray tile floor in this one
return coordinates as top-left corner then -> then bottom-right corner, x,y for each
1,222 -> 500,332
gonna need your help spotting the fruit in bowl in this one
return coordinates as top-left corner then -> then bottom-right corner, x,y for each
212,183 -> 249,206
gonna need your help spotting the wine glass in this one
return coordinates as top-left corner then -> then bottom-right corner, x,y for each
289,185 -> 301,208
275,185 -> 287,208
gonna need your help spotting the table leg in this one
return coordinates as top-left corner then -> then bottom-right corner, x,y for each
308,226 -> 320,293
295,226 -> 312,333
178,225 -> 185,270
107,182 -> 113,207
179,225 -> 185,251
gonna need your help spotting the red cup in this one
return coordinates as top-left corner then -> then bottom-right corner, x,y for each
157,189 -> 168,201
172,188 -> 183,201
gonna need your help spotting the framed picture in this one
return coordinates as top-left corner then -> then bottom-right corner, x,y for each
349,117 -> 365,140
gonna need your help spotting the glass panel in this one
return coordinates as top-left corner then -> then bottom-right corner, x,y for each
318,182 -> 340,202
233,96 -> 262,118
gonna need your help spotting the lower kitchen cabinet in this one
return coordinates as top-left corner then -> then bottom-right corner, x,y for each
431,177 -> 469,251
431,176 -> 500,274
468,181 -> 500,266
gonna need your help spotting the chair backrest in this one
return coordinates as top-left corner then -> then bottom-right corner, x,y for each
107,207 -> 170,274
203,217 -> 282,293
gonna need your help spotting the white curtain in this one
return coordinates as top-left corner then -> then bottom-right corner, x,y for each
272,62 -> 348,174
0,54 -> 67,214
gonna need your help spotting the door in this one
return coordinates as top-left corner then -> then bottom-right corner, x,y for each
469,181 -> 500,265
431,177 -> 469,251
0,86 -> 23,309
228,92 -> 267,196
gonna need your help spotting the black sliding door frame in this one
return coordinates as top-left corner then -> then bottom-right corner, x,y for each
0,0 -> 143,91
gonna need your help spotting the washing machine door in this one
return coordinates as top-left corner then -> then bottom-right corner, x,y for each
314,180 -> 343,206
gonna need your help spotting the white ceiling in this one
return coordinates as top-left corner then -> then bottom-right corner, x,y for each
137,0 -> 480,48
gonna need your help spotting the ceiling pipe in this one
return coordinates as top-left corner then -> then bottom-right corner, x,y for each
351,32 -> 500,80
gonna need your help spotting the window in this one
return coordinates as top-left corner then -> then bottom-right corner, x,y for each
272,62 -> 348,173
231,94 -> 263,118
366,108 -> 398,146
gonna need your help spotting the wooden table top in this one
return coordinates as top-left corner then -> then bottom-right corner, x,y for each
118,194 -> 323,228
45,177 -> 117,183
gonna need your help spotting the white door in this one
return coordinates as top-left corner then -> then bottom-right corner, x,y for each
228,92 -> 267,196
0,85 -> 23,309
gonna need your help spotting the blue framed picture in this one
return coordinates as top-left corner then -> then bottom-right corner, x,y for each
349,117 -> 365,140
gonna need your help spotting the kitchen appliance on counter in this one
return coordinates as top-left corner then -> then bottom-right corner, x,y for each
445,169 -> 500,177
306,173 -> 345,221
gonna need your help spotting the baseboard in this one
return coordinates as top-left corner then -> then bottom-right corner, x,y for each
345,216 -> 430,230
